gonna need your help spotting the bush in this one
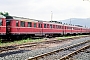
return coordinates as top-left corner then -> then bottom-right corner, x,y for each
0,38 -> 2,43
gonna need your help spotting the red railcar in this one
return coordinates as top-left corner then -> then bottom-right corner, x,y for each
6,16 -> 44,39
5,16 -> 90,39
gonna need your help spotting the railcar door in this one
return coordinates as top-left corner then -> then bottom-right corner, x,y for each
6,16 -> 13,35
38,21 -> 43,36
6,19 -> 11,35
62,24 -> 66,35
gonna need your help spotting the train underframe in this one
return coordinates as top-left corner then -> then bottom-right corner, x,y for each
4,32 -> 90,41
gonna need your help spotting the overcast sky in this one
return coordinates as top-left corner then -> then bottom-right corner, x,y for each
0,0 -> 90,21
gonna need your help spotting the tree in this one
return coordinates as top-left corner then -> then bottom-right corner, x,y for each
0,12 -> 9,17
0,12 -> 4,15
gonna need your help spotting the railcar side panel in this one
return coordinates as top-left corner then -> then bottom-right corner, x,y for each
0,18 -> 6,35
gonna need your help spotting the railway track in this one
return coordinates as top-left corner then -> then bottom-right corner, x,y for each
0,36 -> 85,53
60,44 -> 90,60
26,40 -> 90,60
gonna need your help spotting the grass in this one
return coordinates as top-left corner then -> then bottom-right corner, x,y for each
0,35 -> 89,47
57,35 -> 89,40
0,38 -> 43,47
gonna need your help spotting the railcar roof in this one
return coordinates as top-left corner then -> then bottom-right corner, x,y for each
0,15 -> 5,18
11,16 -> 87,29
12,16 -> 43,22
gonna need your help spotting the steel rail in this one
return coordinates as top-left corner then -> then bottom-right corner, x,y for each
27,40 -> 90,60
0,44 -> 37,53
60,44 -> 90,60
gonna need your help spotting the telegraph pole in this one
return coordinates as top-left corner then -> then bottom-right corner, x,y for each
51,11 -> 53,22
70,19 -> 71,25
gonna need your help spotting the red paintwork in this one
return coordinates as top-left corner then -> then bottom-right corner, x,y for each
0,17 -> 88,36
8,19 -> 90,36
9,20 -> 43,35
0,18 -> 6,35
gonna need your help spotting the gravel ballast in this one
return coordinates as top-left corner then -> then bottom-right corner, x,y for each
69,47 -> 90,60
0,37 -> 90,60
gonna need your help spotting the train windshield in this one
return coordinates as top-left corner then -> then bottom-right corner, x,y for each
0,19 -> 2,26
6,19 -> 11,26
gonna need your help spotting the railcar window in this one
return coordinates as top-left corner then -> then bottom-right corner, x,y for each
47,24 -> 49,28
44,24 -> 47,28
6,20 -> 11,26
56,25 -> 58,29
21,21 -> 25,27
57,26 -> 59,29
59,26 -> 61,29
58,25 -> 60,29
38,23 -> 42,28
72,27 -> 74,30
28,22 -> 32,27
53,25 -> 55,28
67,27 -> 71,29
0,19 -> 2,26
60,26 -> 62,29
58,26 -> 60,29
16,21 -> 18,27
50,24 -> 52,28
34,23 -> 37,27
73,28 -> 76,30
